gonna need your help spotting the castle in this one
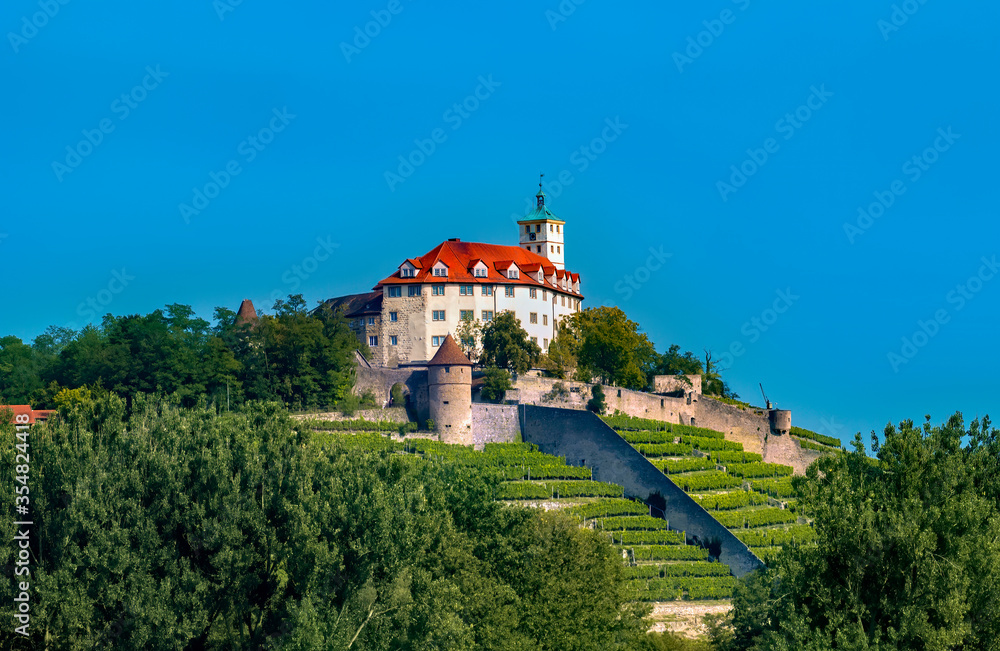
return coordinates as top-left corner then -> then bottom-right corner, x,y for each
319,182 -> 582,367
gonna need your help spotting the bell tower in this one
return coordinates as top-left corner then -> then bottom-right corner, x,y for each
517,174 -> 566,270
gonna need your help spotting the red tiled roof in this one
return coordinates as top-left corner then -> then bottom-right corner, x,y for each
1,405 -> 56,424
427,334 -> 472,366
375,241 -> 583,298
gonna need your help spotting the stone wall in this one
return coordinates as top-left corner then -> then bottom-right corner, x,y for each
353,365 -> 430,423
471,403 -> 521,449
688,396 -> 771,456
521,406 -> 763,578
653,374 -> 703,395
295,407 -> 410,423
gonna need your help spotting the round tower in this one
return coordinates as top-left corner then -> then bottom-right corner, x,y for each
427,334 -> 474,446
769,409 -> 791,435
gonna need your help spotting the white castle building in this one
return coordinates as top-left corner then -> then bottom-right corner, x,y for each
321,183 -> 583,366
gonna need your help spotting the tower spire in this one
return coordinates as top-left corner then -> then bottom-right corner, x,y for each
536,172 -> 545,207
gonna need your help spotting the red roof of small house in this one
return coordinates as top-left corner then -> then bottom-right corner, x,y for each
236,299 -> 258,324
427,334 -> 472,366
376,240 -> 583,298
1,405 -> 56,424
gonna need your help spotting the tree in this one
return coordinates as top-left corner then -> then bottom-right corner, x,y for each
725,412 -> 1000,650
701,350 -> 737,399
565,307 -> 654,389
480,366 -> 512,403
540,324 -> 579,379
456,312 -> 483,362
480,311 -> 540,374
587,384 -> 606,414
648,344 -> 703,385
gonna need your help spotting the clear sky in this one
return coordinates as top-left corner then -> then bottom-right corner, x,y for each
2,1 -> 997,444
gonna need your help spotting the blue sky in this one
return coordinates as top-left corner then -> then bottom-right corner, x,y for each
2,1 -> 997,444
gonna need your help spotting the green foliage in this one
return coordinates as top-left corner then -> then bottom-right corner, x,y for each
542,381 -> 570,402
723,462 -> 794,479
603,413 -> 673,432
496,480 -> 624,500
630,546 -> 710,562
621,430 -> 677,444
789,425 -> 840,448
732,524 -> 817,547
647,344 -> 703,384
455,312 -> 482,362
633,577 -> 737,601
0,296 -> 361,411
624,562 -> 730,579
561,307 -> 656,389
653,457 -> 717,474
670,472 -> 743,492
796,437 -> 839,452
587,383 -> 606,414
600,515 -> 672,531
481,365 -> 512,403
479,311 -> 541,374
0,396 -> 654,650
728,413 -> 1000,651
566,498 -> 649,520
425,418 -> 435,431
693,491 -> 769,511
713,508 -> 798,529
299,417 -> 406,432
748,477 -> 797,498
611,530 -> 686,545
711,451 -> 763,464
637,442 -> 695,457
389,382 -> 405,406
681,436 -> 743,452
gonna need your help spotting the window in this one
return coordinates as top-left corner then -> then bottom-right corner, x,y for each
536,245 -> 541,253
543,314 -> 548,326
432,264 -> 448,277
549,224 -> 553,232
529,288 -> 537,299
557,225 -> 561,233
432,285 -> 445,296
408,285 -> 420,297
459,285 -> 474,296
369,336 -> 378,346
557,245 -> 561,253
431,336 -> 443,346
389,312 -> 398,322
482,286 -> 493,296
529,312 -> 537,324
460,310 -> 474,320
525,246 -> 530,250
543,338 -> 548,349
531,336 -> 538,344
505,286 -> 514,298
561,296 -> 566,307
432,310 -> 446,321
542,290 -> 547,302
525,225 -> 530,233
482,310 -> 494,321
445,367 -> 450,373
390,335 -> 398,345
387,286 -> 401,297
400,268 -> 415,278
367,317 -> 375,325
550,245 -> 554,253
475,268 -> 487,277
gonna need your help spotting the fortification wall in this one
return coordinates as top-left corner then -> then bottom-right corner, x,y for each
296,407 -> 409,423
510,376 -> 690,424
653,374 -> 703,395
353,365 -> 430,423
521,406 -> 763,577
471,403 -> 521,449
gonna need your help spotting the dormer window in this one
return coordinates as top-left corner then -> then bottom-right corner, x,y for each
401,268 -> 415,278
508,269 -> 519,279
431,261 -> 449,277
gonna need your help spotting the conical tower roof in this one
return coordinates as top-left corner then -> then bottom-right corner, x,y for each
427,334 -> 472,366
236,299 -> 258,324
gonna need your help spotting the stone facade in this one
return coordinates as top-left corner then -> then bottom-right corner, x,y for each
471,403 -> 521,449
653,374 -> 703,396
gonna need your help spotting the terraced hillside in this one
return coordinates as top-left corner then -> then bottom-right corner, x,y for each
307,427 -> 737,602
602,414 -> 816,564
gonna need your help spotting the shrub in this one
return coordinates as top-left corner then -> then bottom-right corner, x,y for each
542,381 -> 570,402
587,384 -> 606,414
390,382 -> 405,406
425,418 -> 435,431
481,366 -> 512,403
